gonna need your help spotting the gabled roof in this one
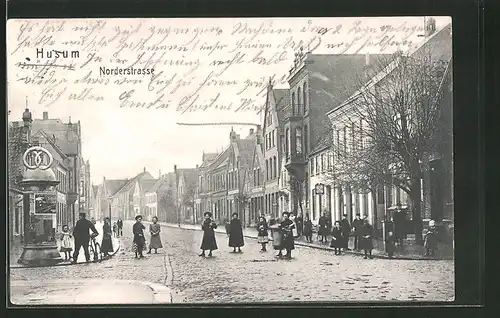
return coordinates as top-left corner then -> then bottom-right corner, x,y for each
105,179 -> 129,196
147,173 -> 176,194
306,53 -> 392,113
330,23 -> 452,115
24,119 -> 81,157
138,178 -> 158,193
234,139 -> 256,169
178,168 -> 199,184
310,126 -> 333,155
34,130 -> 69,162
274,89 -> 290,130
112,171 -> 154,196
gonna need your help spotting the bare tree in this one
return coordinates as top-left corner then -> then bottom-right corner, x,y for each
325,53 -> 452,244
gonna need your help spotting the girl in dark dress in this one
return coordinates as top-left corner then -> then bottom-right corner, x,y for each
256,216 -> 269,251
360,219 -> 374,259
385,230 -> 396,258
199,212 -> 218,257
330,221 -> 344,255
132,215 -> 146,259
101,217 -> 114,256
277,212 -> 295,259
303,215 -> 313,243
228,213 -> 244,252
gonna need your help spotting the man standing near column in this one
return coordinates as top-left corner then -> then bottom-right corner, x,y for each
352,213 -> 363,251
72,213 -> 99,263
340,214 -> 351,251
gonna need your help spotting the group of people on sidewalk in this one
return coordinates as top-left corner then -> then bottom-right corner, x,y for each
59,213 -> 117,264
131,215 -> 164,259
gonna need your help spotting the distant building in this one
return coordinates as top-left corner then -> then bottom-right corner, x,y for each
97,178 -> 128,222
194,152 -> 218,223
132,177 -> 158,220
145,172 -> 177,222
109,168 -> 154,220
175,167 -> 199,223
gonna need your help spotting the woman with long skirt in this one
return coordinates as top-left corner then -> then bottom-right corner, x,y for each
101,217 -> 114,257
133,215 -> 146,259
147,216 -> 163,254
199,212 -> 218,257
228,213 -> 244,253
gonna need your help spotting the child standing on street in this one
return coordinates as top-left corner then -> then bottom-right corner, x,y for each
257,216 -> 269,251
385,230 -> 396,258
303,215 -> 313,243
424,220 -> 438,257
330,221 -> 344,255
60,225 -> 73,261
112,222 -> 118,238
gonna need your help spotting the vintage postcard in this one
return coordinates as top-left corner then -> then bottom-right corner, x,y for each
7,17 -> 454,304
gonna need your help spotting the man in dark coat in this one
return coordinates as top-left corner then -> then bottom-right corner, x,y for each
200,212 -> 218,257
228,213 -> 244,252
340,214 -> 351,250
277,212 -> 295,259
295,213 -> 304,237
117,219 -> 123,237
72,213 -> 99,263
318,212 -> 330,243
352,213 -> 364,251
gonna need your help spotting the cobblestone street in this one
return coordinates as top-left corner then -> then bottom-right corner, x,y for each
10,221 -> 454,304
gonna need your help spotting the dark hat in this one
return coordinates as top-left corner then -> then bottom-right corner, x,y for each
231,212 -> 238,217
135,215 -> 143,220
343,214 -> 347,217
79,212 -> 86,218
204,212 -> 212,217
356,213 -> 361,216
152,216 -> 158,221
282,211 -> 290,216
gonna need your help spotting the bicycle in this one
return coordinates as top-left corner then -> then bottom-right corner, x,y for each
88,234 -> 102,262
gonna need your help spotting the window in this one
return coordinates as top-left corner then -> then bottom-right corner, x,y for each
315,156 -> 319,173
285,128 -> 290,158
272,130 -> 276,148
266,160 -> 269,180
268,109 -> 273,125
321,154 -> 325,172
303,83 -> 308,114
292,92 -> 296,115
312,190 -> 317,219
310,157 -> 315,175
343,127 -> 347,152
304,125 -> 308,154
273,156 -> 277,179
296,127 -> 302,154
297,89 -> 302,115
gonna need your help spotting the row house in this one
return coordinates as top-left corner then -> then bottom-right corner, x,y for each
132,176 -> 158,220
326,20 -> 453,231
96,178 -> 128,222
194,152 -> 219,222
246,127 -> 265,225
175,167 -> 199,223
145,172 -> 177,223
281,47 -> 393,226
261,85 -> 288,220
110,169 -> 155,221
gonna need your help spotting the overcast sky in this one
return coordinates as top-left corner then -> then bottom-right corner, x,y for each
7,17 -> 451,184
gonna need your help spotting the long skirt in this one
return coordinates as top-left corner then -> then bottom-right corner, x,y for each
282,231 -> 295,251
257,235 -> 269,244
149,234 -> 163,249
273,231 -> 284,250
133,236 -> 146,252
360,237 -> 373,250
200,231 -> 218,250
101,234 -> 114,253
229,232 -> 244,247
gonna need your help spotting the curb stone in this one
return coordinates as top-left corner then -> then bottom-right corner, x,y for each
157,222 -> 453,261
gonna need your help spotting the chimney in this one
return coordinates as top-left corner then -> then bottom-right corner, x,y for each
159,169 -> 161,178
249,128 -> 254,135
143,167 -> 146,173
196,164 -> 199,169
43,111 -> 48,120
174,165 -> 177,172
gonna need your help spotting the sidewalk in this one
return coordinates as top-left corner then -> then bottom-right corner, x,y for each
10,279 -> 171,305
10,222 -> 120,268
156,221 -> 454,260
